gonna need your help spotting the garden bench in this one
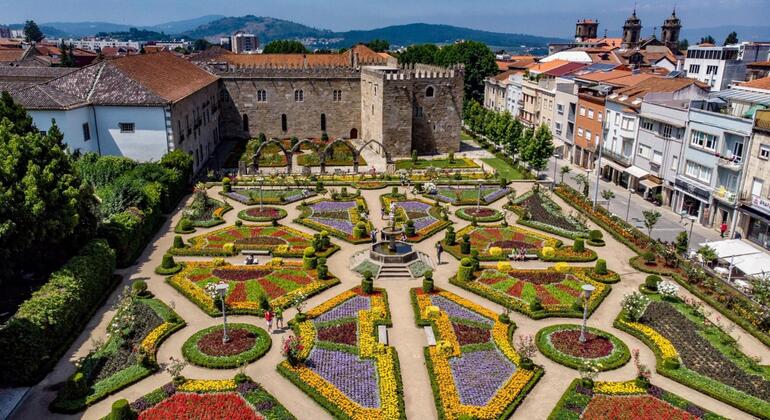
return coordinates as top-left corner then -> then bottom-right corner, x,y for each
242,250 -> 270,256
507,253 -> 538,261
424,326 -> 437,345
378,325 -> 388,345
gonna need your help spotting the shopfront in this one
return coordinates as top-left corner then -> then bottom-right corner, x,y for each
675,177 -> 712,225
741,196 -> 770,250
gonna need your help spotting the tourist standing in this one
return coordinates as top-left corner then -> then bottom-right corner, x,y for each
436,242 -> 443,265
274,307 -> 284,330
264,308 -> 273,333
720,222 -> 728,238
371,228 -> 378,244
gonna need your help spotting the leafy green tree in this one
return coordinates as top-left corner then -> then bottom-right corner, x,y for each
699,35 -> 715,45
642,209 -> 662,240
503,117 -> 523,156
525,124 -> 554,176
397,44 -> 440,65
24,20 -> 44,43
365,39 -> 390,52
0,91 -> 34,135
601,189 -> 615,212
573,174 -> 589,196
723,31 -> 739,45
559,165 -> 571,183
677,39 -> 689,51
263,39 -> 308,54
193,39 -> 212,51
435,41 -> 498,101
675,231 -> 689,255
59,42 -> 75,67
518,127 -> 534,163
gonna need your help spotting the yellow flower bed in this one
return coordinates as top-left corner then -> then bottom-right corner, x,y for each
358,310 -> 376,357
168,266 -> 216,313
140,322 -> 175,354
497,261 -> 512,271
212,207 -> 224,218
375,348 -> 401,419
619,320 -> 679,360
177,379 -> 237,393
593,380 -> 645,395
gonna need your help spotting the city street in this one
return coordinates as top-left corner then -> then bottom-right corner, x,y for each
544,155 -> 724,251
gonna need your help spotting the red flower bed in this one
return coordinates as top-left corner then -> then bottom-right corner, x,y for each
316,321 -> 357,346
258,278 -> 286,299
226,283 -> 248,305
466,208 -> 496,218
197,328 -> 257,357
549,329 -> 613,359
534,284 -> 560,305
489,240 -> 537,250
582,395 -> 698,420
507,282 -> 524,297
235,236 -> 286,246
452,322 -> 491,346
245,208 -> 281,218
513,271 -> 565,285
139,393 -> 263,420
212,268 -> 274,281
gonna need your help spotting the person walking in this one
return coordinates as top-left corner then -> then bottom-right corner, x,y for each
371,228 -> 377,244
274,307 -> 284,330
264,308 -> 273,333
436,241 -> 443,265
720,222 -> 728,238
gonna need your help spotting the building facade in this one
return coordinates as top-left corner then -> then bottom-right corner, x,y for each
231,32 -> 259,54
685,43 -> 770,91
737,110 -> 770,249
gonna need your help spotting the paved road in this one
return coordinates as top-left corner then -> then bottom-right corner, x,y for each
543,155 -> 723,251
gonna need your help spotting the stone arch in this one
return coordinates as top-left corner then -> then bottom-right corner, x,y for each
357,139 -> 393,164
242,114 -> 249,133
322,138 -> 359,174
253,139 -> 292,174
425,85 -> 435,98
350,128 -> 358,139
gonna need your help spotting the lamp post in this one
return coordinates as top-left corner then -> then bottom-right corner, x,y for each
551,154 -> 558,191
625,188 -> 634,223
215,282 -> 230,343
259,178 -> 265,211
592,140 -> 603,210
579,283 -> 596,343
684,214 -> 697,254
477,178 -> 483,210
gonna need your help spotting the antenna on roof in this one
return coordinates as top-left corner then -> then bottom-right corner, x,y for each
604,29 -> 608,38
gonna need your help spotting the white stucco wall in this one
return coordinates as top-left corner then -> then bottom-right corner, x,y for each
94,106 -> 169,162
29,107 -> 99,155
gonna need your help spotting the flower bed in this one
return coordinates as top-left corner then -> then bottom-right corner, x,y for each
51,297 -> 185,413
277,287 -> 406,420
296,197 -> 373,244
175,193 -> 233,233
443,224 -> 561,261
237,206 -> 288,222
455,207 -> 504,222
411,288 -> 542,419
182,323 -> 271,369
125,377 -> 295,419
221,187 -> 315,205
380,194 -> 450,242
556,182 -> 770,348
169,224 -> 338,257
506,188 -> 589,240
614,295 -> 770,418
536,324 -> 629,371
452,266 -> 610,319
425,185 -> 512,205
548,378 -> 727,420
395,157 -> 479,170
167,262 -> 339,317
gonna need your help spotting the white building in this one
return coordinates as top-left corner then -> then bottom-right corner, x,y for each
12,52 -> 221,172
684,42 -> 770,91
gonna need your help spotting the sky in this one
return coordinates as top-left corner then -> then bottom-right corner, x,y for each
1,0 -> 767,37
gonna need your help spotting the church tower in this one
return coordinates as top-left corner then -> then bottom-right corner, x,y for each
661,9 -> 682,50
622,9 -> 642,49
575,19 -> 599,42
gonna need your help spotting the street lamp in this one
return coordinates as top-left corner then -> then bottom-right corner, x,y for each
625,188 -> 634,223
259,178 -> 265,210
477,178 -> 484,210
684,214 -> 697,254
551,153 -> 559,191
592,139 -> 603,210
579,283 -> 596,343
215,282 -> 230,343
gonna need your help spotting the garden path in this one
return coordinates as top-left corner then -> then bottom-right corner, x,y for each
10,180 -> 764,420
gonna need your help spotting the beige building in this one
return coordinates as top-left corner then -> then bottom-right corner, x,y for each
737,109 -> 770,249
483,70 -> 515,112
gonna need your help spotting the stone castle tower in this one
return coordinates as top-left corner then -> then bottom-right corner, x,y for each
661,9 -> 682,50
575,19 -> 599,42
622,9 -> 642,49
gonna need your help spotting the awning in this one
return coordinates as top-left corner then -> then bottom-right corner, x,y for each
640,178 -> 662,189
731,253 -> 770,276
603,159 -> 626,173
699,239 -> 762,259
624,165 -> 649,179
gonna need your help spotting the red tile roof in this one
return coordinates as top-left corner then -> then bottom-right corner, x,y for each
740,76 -> 770,91
111,52 -> 218,102
214,44 -> 390,68
544,61 -> 587,77
0,48 -> 25,63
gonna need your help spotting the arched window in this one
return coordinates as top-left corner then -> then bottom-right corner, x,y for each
294,89 -> 304,102
257,89 -> 267,102
281,114 -> 288,132
320,113 -> 326,131
242,114 -> 249,132
426,86 -> 435,97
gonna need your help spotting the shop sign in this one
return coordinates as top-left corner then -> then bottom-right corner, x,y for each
752,195 -> 770,215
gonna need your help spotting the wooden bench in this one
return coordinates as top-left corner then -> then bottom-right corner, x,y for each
377,325 -> 388,345
424,326 -> 436,346
242,250 -> 270,256
507,253 -> 539,261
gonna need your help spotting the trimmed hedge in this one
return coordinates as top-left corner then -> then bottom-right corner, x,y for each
535,324 -> 630,371
182,323 -> 271,369
0,239 -> 117,385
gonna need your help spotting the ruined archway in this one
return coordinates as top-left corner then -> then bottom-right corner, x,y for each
253,139 -> 292,174
322,139 -> 360,174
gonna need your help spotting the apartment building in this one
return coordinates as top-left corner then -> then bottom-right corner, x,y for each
684,42 -> 770,91
737,109 -> 770,249
483,70 -> 516,112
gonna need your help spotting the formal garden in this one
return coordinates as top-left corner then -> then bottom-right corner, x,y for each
4,86 -> 768,420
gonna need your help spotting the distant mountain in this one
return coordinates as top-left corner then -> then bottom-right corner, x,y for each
147,15 -> 224,35
335,23 -> 565,49
8,16 -> 224,39
183,15 -> 331,42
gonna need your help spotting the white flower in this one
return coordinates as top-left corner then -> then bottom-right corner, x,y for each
658,280 -> 679,299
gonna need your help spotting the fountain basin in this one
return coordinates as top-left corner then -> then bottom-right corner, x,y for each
370,241 -> 418,264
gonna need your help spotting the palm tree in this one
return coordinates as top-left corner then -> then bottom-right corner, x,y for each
601,189 -> 615,212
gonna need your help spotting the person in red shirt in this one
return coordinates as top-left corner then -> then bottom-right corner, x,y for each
720,222 -> 728,238
264,308 -> 273,333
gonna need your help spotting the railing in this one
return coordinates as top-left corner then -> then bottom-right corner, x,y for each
601,149 -> 632,166
713,189 -> 737,204
717,156 -> 742,171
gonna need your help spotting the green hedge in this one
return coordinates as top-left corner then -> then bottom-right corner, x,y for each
535,324 -> 630,371
182,324 -> 271,369
0,239 -> 117,385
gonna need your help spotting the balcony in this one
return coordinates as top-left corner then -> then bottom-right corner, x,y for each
602,149 -> 632,166
713,187 -> 738,205
717,155 -> 742,171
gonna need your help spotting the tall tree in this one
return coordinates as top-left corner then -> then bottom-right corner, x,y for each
193,39 -> 212,51
723,31 -> 739,45
365,39 -> 390,52
518,127 -> 535,163
435,41 -> 498,102
677,39 -> 689,51
642,210 -> 662,240
397,44 -> 440,65
59,42 -> 75,67
526,124 -> 555,176
23,20 -> 44,43
0,91 -> 35,135
503,117 -> 523,157
263,39 -> 309,54
699,35 -> 715,45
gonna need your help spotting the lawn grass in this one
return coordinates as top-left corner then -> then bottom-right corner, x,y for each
395,157 -> 478,170
480,157 -> 528,180
460,131 -> 474,141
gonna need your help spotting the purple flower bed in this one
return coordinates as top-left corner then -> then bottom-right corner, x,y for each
307,200 -> 358,236
483,187 -> 510,204
449,349 -> 516,406
308,217 -> 355,235
397,200 -> 431,212
306,348 -> 380,408
411,216 -> 437,231
223,191 -> 251,203
315,296 -> 371,323
312,201 -> 357,212
429,295 -> 493,326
